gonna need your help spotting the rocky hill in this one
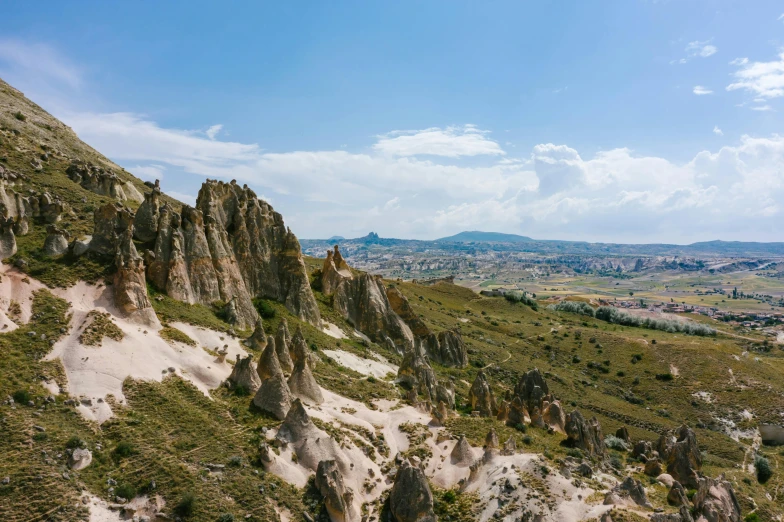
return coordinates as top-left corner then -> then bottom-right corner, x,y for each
0,77 -> 782,522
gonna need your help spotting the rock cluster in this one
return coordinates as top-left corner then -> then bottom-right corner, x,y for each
692,475 -> 741,522
275,320 -> 295,372
0,218 -> 16,258
564,410 -> 606,458
450,435 -> 475,467
246,319 -> 267,351
388,458 -> 436,522
397,344 -> 454,410
43,225 -> 69,256
604,476 -> 652,508
66,160 -> 143,203
288,350 -> 323,405
656,425 -> 702,488
498,368 -> 566,433
142,180 -> 320,328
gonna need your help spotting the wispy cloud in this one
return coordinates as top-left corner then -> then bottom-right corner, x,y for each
727,50 -> 784,100
693,85 -> 713,96
206,124 -> 223,140
730,57 -> 748,66
373,124 -> 505,157
713,126 -> 723,136
686,40 -> 717,58
0,40 -> 82,88
751,105 -> 773,111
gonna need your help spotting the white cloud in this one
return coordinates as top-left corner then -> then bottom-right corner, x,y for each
713,126 -> 723,136
129,164 -> 166,181
686,40 -> 717,58
751,105 -> 773,111
206,124 -> 223,140
372,125 -> 505,157
0,40 -> 81,88
383,197 -> 400,211
693,85 -> 713,95
167,191 -> 197,206
779,13 -> 784,22
727,50 -> 784,99
730,57 -> 748,66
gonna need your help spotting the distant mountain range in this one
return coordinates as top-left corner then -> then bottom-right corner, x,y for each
301,231 -> 784,257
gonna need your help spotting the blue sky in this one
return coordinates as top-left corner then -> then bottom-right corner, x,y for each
2,1 -> 784,243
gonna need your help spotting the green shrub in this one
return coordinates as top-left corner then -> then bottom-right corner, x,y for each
115,483 -> 137,500
13,111 -> 26,121
566,448 -> 583,459
175,493 -> 196,517
66,436 -> 86,449
441,490 -> 457,503
217,514 -> 234,522
253,298 -> 276,319
604,435 -> 629,451
755,455 -> 772,483
12,389 -> 31,404
744,513 -> 761,522
655,373 -> 674,381
113,441 -> 136,458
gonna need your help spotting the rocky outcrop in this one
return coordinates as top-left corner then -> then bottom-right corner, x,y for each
90,202 -> 134,256
398,344 -> 454,409
502,436 -> 516,456
668,481 -> 690,507
43,225 -> 69,256
321,245 -> 352,295
386,285 -> 467,367
227,354 -> 262,394
651,507 -> 694,522
604,477 -> 652,508
0,181 -> 34,236
664,425 -> 703,488
246,319 -> 267,351
507,368 -> 566,433
133,179 -> 161,242
67,161 -> 143,202
388,458 -> 436,522
335,273 -> 413,353
145,180 -> 320,328
315,459 -> 358,522
252,353 -> 293,421
113,225 -> 158,326
276,320 -> 295,372
431,400 -> 449,426
288,353 -> 323,405
692,475 -> 741,522
564,410 -> 606,458
616,426 -> 630,442
485,429 -> 499,449
0,218 -> 17,258
468,371 -> 497,417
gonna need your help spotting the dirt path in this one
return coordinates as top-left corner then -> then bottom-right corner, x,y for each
484,350 -> 511,369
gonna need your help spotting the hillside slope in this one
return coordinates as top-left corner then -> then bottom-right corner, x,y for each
0,78 -> 781,522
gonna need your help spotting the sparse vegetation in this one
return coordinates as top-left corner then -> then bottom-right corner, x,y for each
160,326 -> 197,346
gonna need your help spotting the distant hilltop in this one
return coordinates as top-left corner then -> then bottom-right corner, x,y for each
436,231 -> 533,243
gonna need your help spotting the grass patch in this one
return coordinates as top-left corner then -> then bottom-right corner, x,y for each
160,326 -> 197,347
79,310 -> 124,346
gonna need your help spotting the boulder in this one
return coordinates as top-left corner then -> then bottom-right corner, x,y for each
651,507 -> 694,522
450,435 -> 475,467
632,440 -> 654,460
645,458 -> 663,477
288,352 -> 323,405
604,477 -> 652,508
38,192 -> 66,223
315,459 -> 358,522
388,459 -> 436,522
468,371 -> 497,417
430,400 -> 449,426
227,354 -> 262,394
72,236 -> 92,257
564,410 -> 606,458
496,400 -> 510,423
542,400 -> 567,434
616,426 -> 630,442
69,448 -> 92,470
43,224 -> 69,256
506,396 -> 530,427
502,436 -> 516,456
668,480 -> 690,507
692,475 -> 741,522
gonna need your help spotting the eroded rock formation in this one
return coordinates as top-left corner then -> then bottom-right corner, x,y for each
288,353 -> 323,405
253,338 -> 293,420
43,224 -> 69,256
321,245 -> 352,295
113,225 -> 158,326
144,180 -> 320,328
692,475 -> 741,522
67,160 -> 143,202
315,459 -> 358,522
468,371 -> 497,417
0,218 -> 17,258
388,458 -> 436,522
604,477 -> 652,508
450,435 -> 475,467
564,410 -> 606,458
334,273 -> 413,353
257,336 -> 282,381
246,319 -> 267,351
227,354 -> 262,394
665,425 -> 703,489
133,179 -> 161,242
276,319 -> 295,372
506,368 -> 566,433
398,344 -> 454,409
